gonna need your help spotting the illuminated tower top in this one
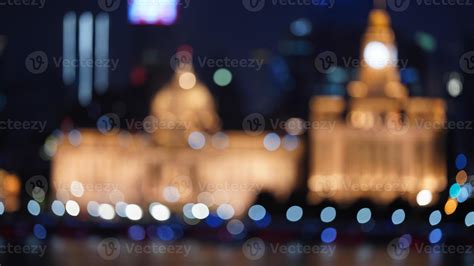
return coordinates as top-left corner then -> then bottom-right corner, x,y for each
349,9 -> 407,99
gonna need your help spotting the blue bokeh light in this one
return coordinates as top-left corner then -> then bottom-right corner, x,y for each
456,154 -> 467,170
128,225 -> 146,241
429,228 -> 442,244
321,227 -> 337,244
33,224 -> 47,240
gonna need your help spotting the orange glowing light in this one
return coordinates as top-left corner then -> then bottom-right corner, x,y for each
444,198 -> 458,215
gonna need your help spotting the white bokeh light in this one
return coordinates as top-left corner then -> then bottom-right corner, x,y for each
65,200 -> 80,216
150,203 -> 171,221
191,203 -> 209,219
125,204 -> 143,221
416,190 -> 433,206
363,41 -> 391,69
70,181 -> 85,197
98,203 -> 115,220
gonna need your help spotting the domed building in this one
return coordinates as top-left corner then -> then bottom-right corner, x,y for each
52,63 -> 303,219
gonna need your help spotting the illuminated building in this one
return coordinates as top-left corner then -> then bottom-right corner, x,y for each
0,169 -> 21,212
308,9 -> 447,206
52,10 -> 448,221
52,64 -> 303,218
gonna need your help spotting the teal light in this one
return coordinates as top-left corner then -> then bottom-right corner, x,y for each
414,32 -> 437,53
449,183 -> 461,198
213,68 -> 232,87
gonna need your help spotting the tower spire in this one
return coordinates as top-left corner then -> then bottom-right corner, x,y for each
348,9 -> 407,99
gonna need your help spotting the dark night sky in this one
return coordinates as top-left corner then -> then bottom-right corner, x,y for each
0,0 -> 473,177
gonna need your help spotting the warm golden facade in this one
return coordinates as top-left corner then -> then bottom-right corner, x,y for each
308,10 -> 446,205
52,67 -> 303,218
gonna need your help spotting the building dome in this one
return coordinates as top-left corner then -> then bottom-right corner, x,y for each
150,67 -> 220,147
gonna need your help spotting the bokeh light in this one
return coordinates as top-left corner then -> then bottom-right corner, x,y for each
263,133 -> 281,151
456,153 -> 467,170
428,228 -> 442,244
248,205 -> 266,221
429,210 -> 442,226
65,200 -> 80,216
99,203 -> 115,220
391,209 -> 405,225
416,190 -> 432,206
33,224 -> 47,240
125,204 -> 143,221
465,212 -> 474,227
286,206 -> 303,222
320,206 -> 336,223
321,227 -> 337,244
191,203 -> 209,220
150,203 -> 171,221
27,200 -> 41,216
213,68 -> 232,87
444,198 -> 458,215
51,200 -> 65,216
356,208 -> 372,224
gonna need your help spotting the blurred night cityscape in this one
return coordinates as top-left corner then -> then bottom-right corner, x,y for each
1,0 -> 474,265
